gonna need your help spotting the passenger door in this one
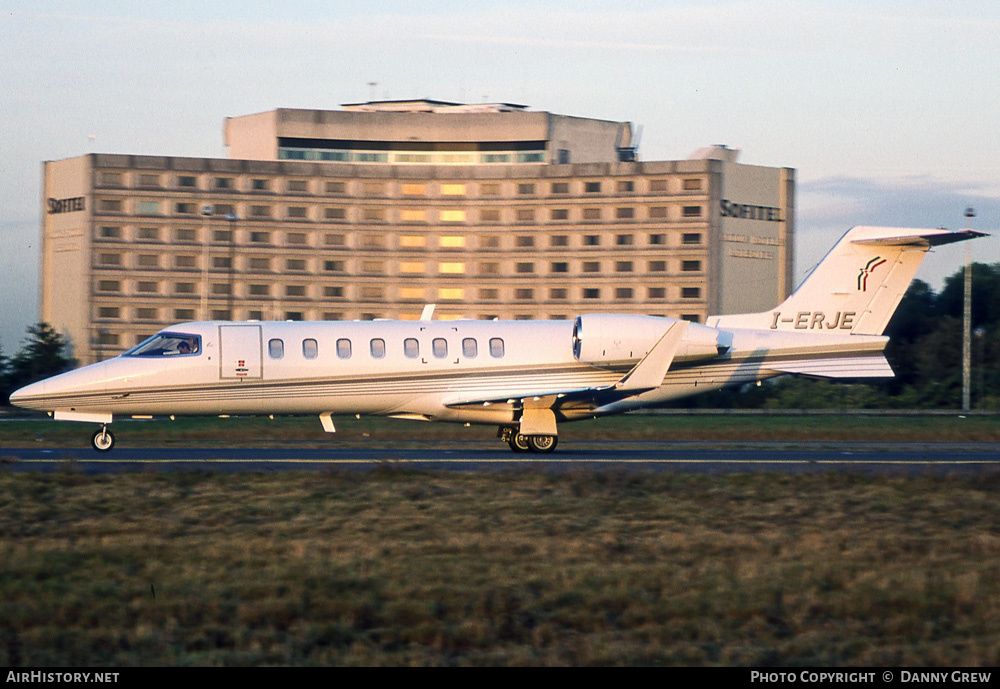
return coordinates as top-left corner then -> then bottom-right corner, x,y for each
219,324 -> 263,380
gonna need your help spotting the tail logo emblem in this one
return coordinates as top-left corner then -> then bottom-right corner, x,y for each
858,257 -> 886,291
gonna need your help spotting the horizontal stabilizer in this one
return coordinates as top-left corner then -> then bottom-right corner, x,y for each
767,355 -> 894,378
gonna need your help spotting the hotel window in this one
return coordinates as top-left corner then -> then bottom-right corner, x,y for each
400,209 -> 427,222
438,287 -> 465,300
682,287 -> 702,299
615,288 -> 633,299
360,234 -> 385,248
286,259 -> 306,271
582,262 -> 600,273
516,262 -> 535,274
400,235 -> 426,248
683,314 -> 702,323
286,233 -> 307,245
439,262 -> 465,274
615,207 -> 635,219
616,234 -> 634,246
137,254 -> 159,268
370,339 -> 386,358
250,258 -> 272,270
250,205 -> 271,218
615,261 -> 633,272
551,262 -> 568,273
175,203 -> 197,215
682,232 -> 703,245
550,288 -> 567,299
137,227 -> 160,240
550,235 -> 569,247
212,283 -> 231,295
551,182 -> 569,194
516,209 -> 535,222
650,206 -> 668,219
650,179 -> 669,192
399,287 -> 425,299
550,209 -> 569,221
683,205 -> 702,218
98,199 -> 123,212
303,339 -> 318,359
136,307 -> 158,320
249,284 -> 270,296
480,209 -> 501,222
617,180 -> 635,193
137,281 -> 159,294
250,231 -> 270,243
515,236 -> 535,248
325,181 -> 346,194
324,233 -> 346,246
400,261 -> 426,274
360,286 -> 384,299
213,257 -> 232,269
585,182 -> 602,193
479,261 -> 499,275
517,183 -> 535,195
440,236 -> 466,249
214,177 -> 233,190
682,260 -> 702,272
361,261 -> 384,274
649,233 -> 666,245
440,209 -> 467,223
138,201 -> 161,215
323,260 -> 344,272
583,288 -> 600,299
362,208 -> 385,221
441,183 -> 466,196
324,207 -> 346,220
174,255 -> 196,269
174,228 -> 196,242
515,288 -> 534,300
287,206 -> 308,219
648,287 -> 666,298
402,183 -> 426,196
479,235 -> 499,249
649,261 -> 667,272
479,288 -> 499,300
362,182 -> 384,195
174,282 -> 195,294
251,179 -> 270,191
683,178 -> 703,191
175,308 -> 195,320
583,208 -> 601,220
99,226 -> 121,239
177,175 -> 197,188
98,253 -> 121,266
138,174 -> 160,187
213,229 -> 232,242
288,180 -> 309,193
583,235 -> 600,246
98,307 -> 120,319
324,286 -> 343,298
284,311 -> 302,321
480,183 -> 500,196
98,280 -> 120,292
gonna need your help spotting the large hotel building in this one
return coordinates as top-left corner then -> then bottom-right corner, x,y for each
41,100 -> 795,364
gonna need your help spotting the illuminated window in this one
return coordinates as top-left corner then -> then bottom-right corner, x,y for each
440,209 -> 467,223
439,262 -> 465,274
400,209 -> 427,221
400,235 -> 426,248
399,287 -> 425,299
441,184 -> 466,195
400,262 -> 426,274
437,287 -> 465,300
439,236 -> 466,248
402,183 -> 426,195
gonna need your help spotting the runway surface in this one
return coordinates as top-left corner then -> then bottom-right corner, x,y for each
2,441 -> 998,476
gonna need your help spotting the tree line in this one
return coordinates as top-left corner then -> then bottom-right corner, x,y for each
3,263 -> 998,409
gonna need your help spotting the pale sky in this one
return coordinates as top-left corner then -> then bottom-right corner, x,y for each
2,1 -> 998,352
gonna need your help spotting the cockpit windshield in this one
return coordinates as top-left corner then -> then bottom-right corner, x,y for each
124,332 -> 202,357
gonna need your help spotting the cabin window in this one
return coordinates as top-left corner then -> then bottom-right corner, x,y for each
370,338 -> 386,359
404,338 -> 419,358
336,338 -> 352,359
489,338 -> 505,358
268,339 -> 284,359
124,332 -> 201,357
303,339 -> 318,359
462,338 -> 478,358
432,338 -> 448,359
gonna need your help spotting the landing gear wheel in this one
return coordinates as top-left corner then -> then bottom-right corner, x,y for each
527,435 -> 558,453
507,433 -> 531,453
91,427 -> 115,453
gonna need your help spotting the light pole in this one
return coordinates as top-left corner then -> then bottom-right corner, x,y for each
962,207 -> 975,412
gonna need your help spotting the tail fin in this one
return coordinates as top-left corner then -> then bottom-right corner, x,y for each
708,226 -> 985,335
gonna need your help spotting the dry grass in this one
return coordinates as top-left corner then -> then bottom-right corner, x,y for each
2,469 -> 999,666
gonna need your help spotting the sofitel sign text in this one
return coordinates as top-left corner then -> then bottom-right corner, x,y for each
720,199 -> 782,222
47,197 -> 86,214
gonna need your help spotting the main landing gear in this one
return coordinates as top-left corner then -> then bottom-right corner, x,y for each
91,426 -> 115,452
499,426 -> 558,453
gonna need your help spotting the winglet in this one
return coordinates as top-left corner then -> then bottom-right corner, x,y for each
615,321 -> 688,391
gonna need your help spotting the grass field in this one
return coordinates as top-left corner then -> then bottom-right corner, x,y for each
2,413 -> 999,666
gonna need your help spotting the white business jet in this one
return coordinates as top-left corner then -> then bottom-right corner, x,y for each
10,225 -> 983,453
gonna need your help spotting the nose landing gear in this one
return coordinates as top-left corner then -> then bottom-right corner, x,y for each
91,426 -> 115,452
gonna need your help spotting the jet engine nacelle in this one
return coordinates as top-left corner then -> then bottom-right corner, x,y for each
572,314 -> 723,368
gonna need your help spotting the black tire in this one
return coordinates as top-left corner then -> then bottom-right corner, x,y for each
527,435 -> 558,453
507,433 -> 531,453
91,428 -> 115,452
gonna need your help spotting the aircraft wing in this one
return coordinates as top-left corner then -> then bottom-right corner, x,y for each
444,321 -> 689,414
765,354 -> 894,378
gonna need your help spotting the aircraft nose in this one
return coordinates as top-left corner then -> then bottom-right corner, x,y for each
8,379 -> 46,409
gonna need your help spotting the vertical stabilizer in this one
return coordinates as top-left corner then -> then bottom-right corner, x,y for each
707,226 -> 985,335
